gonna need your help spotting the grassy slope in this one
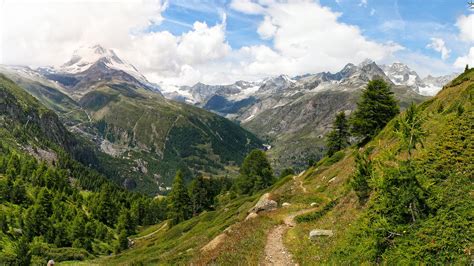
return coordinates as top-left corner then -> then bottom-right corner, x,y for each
76,71 -> 472,265
245,85 -> 427,174
78,84 -> 262,194
284,70 -> 474,264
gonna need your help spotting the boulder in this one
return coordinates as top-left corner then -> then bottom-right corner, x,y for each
245,212 -> 258,220
201,233 -> 227,252
282,202 -> 291,207
248,193 -> 278,213
309,229 -> 333,240
310,202 -> 318,207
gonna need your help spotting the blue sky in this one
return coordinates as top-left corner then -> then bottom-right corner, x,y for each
1,0 -> 473,85
151,0 -> 472,77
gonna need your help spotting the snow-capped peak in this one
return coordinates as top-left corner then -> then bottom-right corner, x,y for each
358,58 -> 374,67
59,44 -> 147,82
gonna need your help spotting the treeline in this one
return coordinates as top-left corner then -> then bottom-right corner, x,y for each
168,149 -> 276,225
325,78 -> 399,157
0,143 -> 166,264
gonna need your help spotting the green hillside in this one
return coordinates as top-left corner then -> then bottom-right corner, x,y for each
0,70 -> 263,195
86,70 -> 472,264
0,74 -> 166,264
76,83 -> 262,194
243,84 -> 427,174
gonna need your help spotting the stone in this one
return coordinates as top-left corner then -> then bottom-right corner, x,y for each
309,229 -> 333,239
310,202 -> 317,207
201,233 -> 227,252
282,202 -> 291,207
248,193 -> 278,213
245,212 -> 258,220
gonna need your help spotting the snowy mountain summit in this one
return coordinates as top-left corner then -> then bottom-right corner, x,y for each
59,44 -> 147,82
381,62 -> 457,96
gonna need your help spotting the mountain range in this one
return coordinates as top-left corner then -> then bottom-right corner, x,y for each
0,45 -> 262,195
160,59 -> 454,171
0,45 -> 456,184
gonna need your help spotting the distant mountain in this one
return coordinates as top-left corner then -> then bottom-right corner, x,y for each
162,60 -> 429,173
36,45 -> 160,99
381,62 -> 457,96
0,46 -> 263,195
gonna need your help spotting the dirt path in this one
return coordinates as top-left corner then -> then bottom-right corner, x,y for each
262,175 -> 314,265
262,208 -> 317,266
293,175 -> 307,193
133,222 -> 168,241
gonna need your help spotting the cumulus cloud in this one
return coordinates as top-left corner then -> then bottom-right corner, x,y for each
229,0 -> 265,15
257,16 -> 277,39
0,0 -> 167,66
454,47 -> 474,69
240,1 -> 402,76
359,0 -> 368,8
1,0 -> 403,85
426,38 -> 451,60
456,14 -> 474,43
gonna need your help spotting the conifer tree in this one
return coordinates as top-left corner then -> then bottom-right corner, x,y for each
350,79 -> 399,141
326,111 -> 350,156
188,176 -> 210,216
168,170 -> 191,225
394,103 -> 425,156
236,149 -> 274,195
350,150 -> 373,204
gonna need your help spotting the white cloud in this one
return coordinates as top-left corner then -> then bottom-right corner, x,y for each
0,0 -> 167,67
359,0 -> 368,8
370,8 -> 376,16
456,14 -> 474,43
244,1 -> 402,76
454,47 -> 474,69
229,0 -> 265,15
0,0 -> 411,86
257,16 -> 277,39
426,38 -> 451,60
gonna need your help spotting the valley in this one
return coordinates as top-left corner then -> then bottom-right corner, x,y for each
0,1 -> 471,263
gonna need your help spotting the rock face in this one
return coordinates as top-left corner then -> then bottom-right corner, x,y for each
309,229 -> 334,239
249,193 -> 278,214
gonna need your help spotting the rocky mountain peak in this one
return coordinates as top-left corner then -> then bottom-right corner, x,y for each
58,44 -> 147,83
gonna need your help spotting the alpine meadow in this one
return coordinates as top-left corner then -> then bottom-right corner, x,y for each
0,0 -> 472,265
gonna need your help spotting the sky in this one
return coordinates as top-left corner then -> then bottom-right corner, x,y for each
0,0 -> 473,85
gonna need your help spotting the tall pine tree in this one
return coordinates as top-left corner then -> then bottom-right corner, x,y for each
235,149 -> 274,195
326,111 -> 350,156
350,79 -> 399,141
168,170 -> 191,226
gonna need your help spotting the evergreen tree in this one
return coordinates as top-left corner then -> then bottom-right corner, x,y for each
115,228 -> 129,253
188,176 -> 210,216
235,149 -> 274,195
0,211 -> 7,233
116,208 -> 135,235
394,103 -> 426,156
168,170 -> 191,225
350,79 -> 399,141
14,237 -> 31,266
23,203 -> 50,240
279,168 -> 295,179
350,150 -> 373,204
326,111 -> 350,156
465,64 -> 469,73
